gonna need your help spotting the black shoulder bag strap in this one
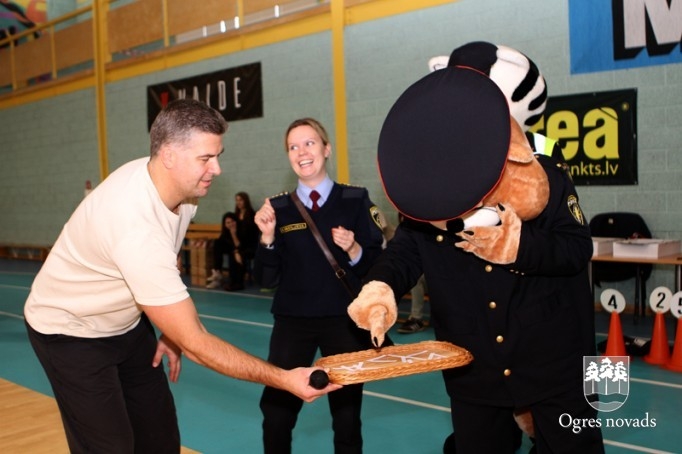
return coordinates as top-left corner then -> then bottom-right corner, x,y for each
290,191 -> 356,298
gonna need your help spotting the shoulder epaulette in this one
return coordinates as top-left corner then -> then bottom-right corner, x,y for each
269,191 -> 290,209
340,184 -> 366,198
536,154 -> 572,180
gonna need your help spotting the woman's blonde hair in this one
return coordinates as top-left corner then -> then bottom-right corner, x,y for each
283,117 -> 330,153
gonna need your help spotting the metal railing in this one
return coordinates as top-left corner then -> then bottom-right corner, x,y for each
0,0 -> 330,96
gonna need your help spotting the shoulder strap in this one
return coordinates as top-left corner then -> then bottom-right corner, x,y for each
290,191 -> 355,297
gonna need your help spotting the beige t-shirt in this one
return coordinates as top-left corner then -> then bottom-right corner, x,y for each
24,157 -> 197,338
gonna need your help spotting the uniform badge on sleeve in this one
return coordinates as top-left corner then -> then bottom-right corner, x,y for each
567,195 -> 586,225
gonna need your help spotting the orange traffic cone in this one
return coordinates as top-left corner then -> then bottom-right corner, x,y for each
603,311 -> 627,357
643,312 -> 670,365
664,317 -> 682,373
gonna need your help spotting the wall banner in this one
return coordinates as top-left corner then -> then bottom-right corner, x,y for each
531,89 -> 638,186
569,0 -> 682,74
147,62 -> 263,130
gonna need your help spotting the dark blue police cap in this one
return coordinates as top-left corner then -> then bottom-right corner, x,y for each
377,66 -> 511,222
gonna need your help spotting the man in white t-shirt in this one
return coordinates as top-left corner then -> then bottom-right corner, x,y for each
24,99 -> 340,453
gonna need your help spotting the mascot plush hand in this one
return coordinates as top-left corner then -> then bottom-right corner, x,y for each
454,117 -> 548,264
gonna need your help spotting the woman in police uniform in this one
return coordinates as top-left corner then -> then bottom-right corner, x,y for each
253,118 -> 385,454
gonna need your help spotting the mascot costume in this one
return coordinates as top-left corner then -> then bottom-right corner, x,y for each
347,42 -> 605,453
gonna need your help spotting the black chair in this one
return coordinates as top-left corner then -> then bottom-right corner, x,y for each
589,212 -> 653,323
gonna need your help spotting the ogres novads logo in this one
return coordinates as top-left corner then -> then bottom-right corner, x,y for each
584,356 -> 630,412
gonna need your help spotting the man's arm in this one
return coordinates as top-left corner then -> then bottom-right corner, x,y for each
142,298 -> 340,401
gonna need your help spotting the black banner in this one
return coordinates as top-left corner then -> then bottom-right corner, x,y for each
531,88 -> 637,185
147,62 -> 263,130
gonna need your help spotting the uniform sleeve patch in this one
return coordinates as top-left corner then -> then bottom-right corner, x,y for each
567,195 -> 585,225
370,205 -> 383,230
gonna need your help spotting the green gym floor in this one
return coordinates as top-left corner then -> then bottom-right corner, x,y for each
1,258 -> 680,453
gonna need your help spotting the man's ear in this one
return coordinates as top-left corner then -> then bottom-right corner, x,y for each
507,118 -> 534,164
159,145 -> 175,169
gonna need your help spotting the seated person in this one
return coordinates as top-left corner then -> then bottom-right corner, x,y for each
207,212 -> 252,291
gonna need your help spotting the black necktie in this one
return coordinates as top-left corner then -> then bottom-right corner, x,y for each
310,190 -> 321,212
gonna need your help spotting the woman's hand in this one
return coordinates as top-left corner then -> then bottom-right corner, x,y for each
255,198 -> 276,245
332,226 -> 361,260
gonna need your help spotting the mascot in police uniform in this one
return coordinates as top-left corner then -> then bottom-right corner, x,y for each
347,42 -> 605,453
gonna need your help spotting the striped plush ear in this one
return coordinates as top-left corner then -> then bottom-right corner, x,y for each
491,45 -> 547,131
441,42 -> 548,132
428,56 -> 449,72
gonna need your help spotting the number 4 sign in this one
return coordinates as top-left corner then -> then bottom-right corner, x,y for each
600,289 -> 626,314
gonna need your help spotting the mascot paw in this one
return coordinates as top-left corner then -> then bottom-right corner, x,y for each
348,281 -> 397,347
455,204 -> 521,264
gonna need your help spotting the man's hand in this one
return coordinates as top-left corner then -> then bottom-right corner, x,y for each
286,368 -> 343,402
153,334 -> 182,383
144,300 -> 341,400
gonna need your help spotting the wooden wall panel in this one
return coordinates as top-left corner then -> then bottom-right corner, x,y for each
243,0 -> 280,15
0,49 -> 11,86
167,0 -> 237,36
54,20 -> 93,70
14,37 -> 52,82
107,0 -> 163,54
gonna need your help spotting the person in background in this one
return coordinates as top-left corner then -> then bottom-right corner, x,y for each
253,117 -> 385,453
84,180 -> 93,198
397,274 -> 428,334
24,99 -> 339,453
234,191 -> 259,284
389,214 -> 428,334
207,192 -> 260,289
207,212 -> 249,291
235,191 -> 256,229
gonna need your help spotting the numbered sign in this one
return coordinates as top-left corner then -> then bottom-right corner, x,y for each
649,286 -> 672,314
600,289 -> 626,314
670,291 -> 682,320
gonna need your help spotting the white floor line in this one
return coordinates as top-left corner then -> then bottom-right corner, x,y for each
603,439 -> 676,454
630,377 -> 682,389
198,313 -> 273,328
0,284 -> 30,290
362,389 -> 451,412
0,310 -> 24,320
191,287 -> 275,301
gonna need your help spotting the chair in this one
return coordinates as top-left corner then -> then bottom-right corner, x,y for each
589,212 -> 653,322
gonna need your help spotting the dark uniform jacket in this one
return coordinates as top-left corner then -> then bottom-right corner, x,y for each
365,155 -> 595,407
255,183 -> 385,318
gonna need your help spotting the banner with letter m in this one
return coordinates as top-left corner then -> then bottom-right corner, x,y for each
569,0 -> 682,74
